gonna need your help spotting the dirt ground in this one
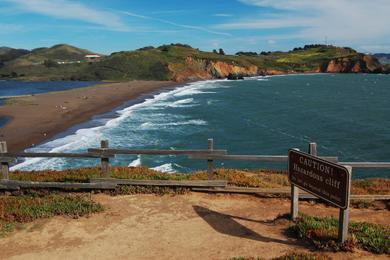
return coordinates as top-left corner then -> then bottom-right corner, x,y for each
0,193 -> 389,260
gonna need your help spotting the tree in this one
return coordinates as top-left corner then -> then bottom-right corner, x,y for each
235,51 -> 258,56
218,48 -> 225,55
44,59 -> 58,68
212,49 -> 218,54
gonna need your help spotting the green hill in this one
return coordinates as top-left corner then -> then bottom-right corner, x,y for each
0,43 -> 387,81
0,47 -> 13,55
5,44 -> 92,67
0,44 -> 98,80
0,47 -> 30,68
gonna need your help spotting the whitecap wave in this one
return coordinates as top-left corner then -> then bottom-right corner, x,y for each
12,79 -> 224,170
168,98 -> 195,107
140,119 -> 207,129
151,163 -> 178,173
128,155 -> 141,167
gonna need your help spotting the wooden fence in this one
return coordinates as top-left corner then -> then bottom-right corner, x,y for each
0,139 -> 389,198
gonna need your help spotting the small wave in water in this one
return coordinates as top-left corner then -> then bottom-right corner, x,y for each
12,79 -> 224,171
128,155 -> 142,167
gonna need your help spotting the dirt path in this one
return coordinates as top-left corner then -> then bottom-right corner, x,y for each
0,193 -> 389,260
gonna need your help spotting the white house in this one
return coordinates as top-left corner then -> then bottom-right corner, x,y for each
85,54 -> 101,62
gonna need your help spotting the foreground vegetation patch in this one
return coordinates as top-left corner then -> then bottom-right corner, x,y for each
0,193 -> 103,236
114,185 -> 189,196
289,214 -> 389,254
229,252 -> 331,260
9,167 -> 390,196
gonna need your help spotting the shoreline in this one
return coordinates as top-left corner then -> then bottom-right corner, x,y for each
0,80 -> 182,153
1,73 -> 385,154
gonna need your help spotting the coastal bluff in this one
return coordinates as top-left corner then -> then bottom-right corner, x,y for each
0,43 -> 388,82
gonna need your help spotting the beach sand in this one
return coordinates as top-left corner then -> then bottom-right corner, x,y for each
0,80 -> 180,152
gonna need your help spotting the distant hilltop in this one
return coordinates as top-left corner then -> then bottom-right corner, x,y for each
0,43 -> 389,82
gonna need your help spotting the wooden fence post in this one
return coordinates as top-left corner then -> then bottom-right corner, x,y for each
100,140 -> 110,178
339,166 -> 352,243
0,141 -> 9,180
309,142 -> 317,157
207,138 -> 214,180
291,148 -> 300,221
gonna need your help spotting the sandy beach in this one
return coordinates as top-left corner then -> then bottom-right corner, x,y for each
0,80 -> 180,152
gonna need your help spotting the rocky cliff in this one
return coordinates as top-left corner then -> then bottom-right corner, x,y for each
169,57 -> 259,82
169,54 -> 386,82
320,54 -> 383,73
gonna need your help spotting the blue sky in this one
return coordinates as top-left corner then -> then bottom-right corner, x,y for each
1,0 -> 389,54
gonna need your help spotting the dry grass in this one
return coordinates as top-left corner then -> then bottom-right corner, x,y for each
8,167 -> 390,195
351,178 -> 390,195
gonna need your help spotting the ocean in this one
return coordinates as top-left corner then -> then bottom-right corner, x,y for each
9,74 -> 390,179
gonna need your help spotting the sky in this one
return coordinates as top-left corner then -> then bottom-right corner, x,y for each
0,0 -> 389,54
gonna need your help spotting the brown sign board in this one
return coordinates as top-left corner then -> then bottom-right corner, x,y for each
288,149 -> 351,209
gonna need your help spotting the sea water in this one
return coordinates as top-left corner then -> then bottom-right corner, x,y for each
0,80 -> 101,98
11,74 -> 390,178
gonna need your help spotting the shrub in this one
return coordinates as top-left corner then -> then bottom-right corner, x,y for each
0,194 -> 103,223
289,214 -> 390,254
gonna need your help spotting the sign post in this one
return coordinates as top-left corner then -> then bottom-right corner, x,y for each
288,148 -> 351,243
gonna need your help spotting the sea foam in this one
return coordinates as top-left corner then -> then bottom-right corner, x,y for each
12,79 -> 224,171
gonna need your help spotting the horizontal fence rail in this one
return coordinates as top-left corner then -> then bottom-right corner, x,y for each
0,140 -> 389,196
339,162 -> 390,168
88,148 -> 227,156
188,154 -> 339,162
2,152 -> 102,159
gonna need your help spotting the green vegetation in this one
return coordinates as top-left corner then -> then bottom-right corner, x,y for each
9,167 -> 390,194
229,252 -> 331,260
9,167 -> 288,187
0,43 -> 386,81
114,185 -> 189,195
8,167 -> 390,205
289,214 -> 390,254
0,47 -> 30,68
0,193 -> 103,237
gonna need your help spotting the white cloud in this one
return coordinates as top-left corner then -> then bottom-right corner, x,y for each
215,16 -> 314,30
214,14 -> 233,17
5,0 -> 128,31
215,0 -> 390,51
0,23 -> 23,33
267,39 -> 276,45
123,11 -> 231,36
237,0 -> 330,10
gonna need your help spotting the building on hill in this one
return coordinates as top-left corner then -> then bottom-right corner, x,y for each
85,54 -> 101,62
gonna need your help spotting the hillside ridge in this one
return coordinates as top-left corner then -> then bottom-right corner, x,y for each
0,43 -> 388,81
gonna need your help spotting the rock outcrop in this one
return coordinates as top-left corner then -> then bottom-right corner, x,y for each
170,54 -> 387,82
169,57 -> 259,82
321,55 -> 383,73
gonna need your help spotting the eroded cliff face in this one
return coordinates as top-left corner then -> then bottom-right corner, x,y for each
322,55 -> 383,73
169,55 -> 387,82
169,57 -> 259,82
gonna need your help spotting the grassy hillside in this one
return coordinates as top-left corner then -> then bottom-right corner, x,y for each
0,47 -> 30,68
0,44 -> 98,80
7,44 -> 92,66
0,47 -> 12,55
0,43 -> 386,81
